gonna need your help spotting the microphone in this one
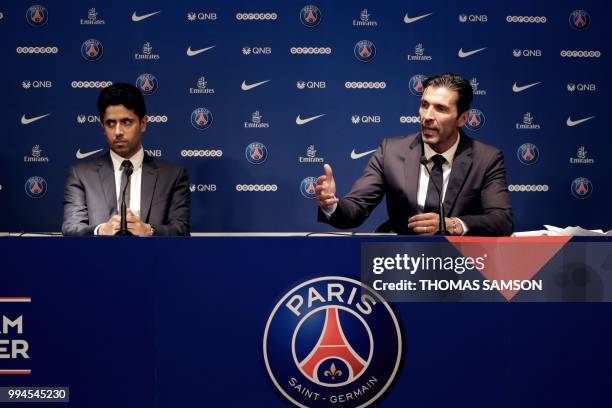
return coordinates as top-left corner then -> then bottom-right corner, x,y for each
419,156 -> 446,235
115,162 -> 134,236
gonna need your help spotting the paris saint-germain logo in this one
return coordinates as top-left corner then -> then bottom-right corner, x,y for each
24,176 -> 47,198
517,143 -> 539,165
300,177 -> 317,199
409,74 -> 427,96
190,108 -> 213,130
571,177 -> 593,199
354,40 -> 376,62
569,10 -> 591,31
135,73 -> 158,96
81,39 -> 103,61
300,5 -> 322,27
245,142 -> 268,164
465,108 -> 485,131
263,277 -> 402,407
26,5 -> 48,27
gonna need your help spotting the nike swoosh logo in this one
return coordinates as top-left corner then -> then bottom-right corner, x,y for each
76,148 -> 104,159
351,149 -> 377,160
186,45 -> 216,57
21,113 -> 50,125
566,115 -> 595,127
296,114 -> 325,126
458,47 -> 487,58
403,13 -> 433,24
512,81 -> 541,93
241,80 -> 271,91
132,11 -> 161,22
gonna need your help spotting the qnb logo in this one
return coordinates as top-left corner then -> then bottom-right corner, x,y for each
351,115 -> 381,124
22,80 -> 52,89
297,81 -> 326,90
459,14 -> 488,23
570,177 -> 593,199
187,12 -> 217,21
71,81 -> 112,89
263,277 -> 402,408
506,16 -> 547,23
16,46 -> 58,54
144,149 -> 162,157
400,116 -> 419,124
190,184 -> 217,192
236,184 -> 278,192
517,143 -> 540,165
513,49 -> 542,57
236,12 -> 277,21
135,73 -> 158,96
465,109 -> 485,131
181,149 -> 223,157
24,176 -> 47,198
80,39 -> 103,61
76,114 -> 100,124
26,5 -> 48,27
566,83 -> 596,92
290,47 -> 332,55
242,46 -> 272,55
560,50 -> 601,58
569,10 -> 591,31
508,184 -> 549,192
147,115 -> 168,123
344,81 -> 386,89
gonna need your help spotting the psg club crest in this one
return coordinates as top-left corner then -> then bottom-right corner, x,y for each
135,73 -> 158,95
81,39 -> 103,61
26,4 -> 48,27
300,177 -> 317,199
569,10 -> 591,31
263,276 -> 403,408
465,108 -> 485,131
300,5 -> 322,27
24,176 -> 47,198
354,40 -> 376,62
409,74 -> 427,96
245,142 -> 268,164
190,108 -> 213,130
571,177 -> 593,199
517,143 -> 540,165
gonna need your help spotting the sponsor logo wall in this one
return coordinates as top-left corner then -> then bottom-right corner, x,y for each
2,2 -> 609,233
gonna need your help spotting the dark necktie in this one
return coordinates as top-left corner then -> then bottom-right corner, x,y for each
424,154 -> 446,213
119,160 -> 133,210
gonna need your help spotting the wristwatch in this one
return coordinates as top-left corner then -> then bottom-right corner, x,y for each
148,224 -> 156,236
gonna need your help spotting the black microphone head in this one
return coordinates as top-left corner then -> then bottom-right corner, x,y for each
419,156 -> 428,165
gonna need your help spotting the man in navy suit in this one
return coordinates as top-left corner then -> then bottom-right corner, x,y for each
62,83 -> 190,236
316,73 -> 512,236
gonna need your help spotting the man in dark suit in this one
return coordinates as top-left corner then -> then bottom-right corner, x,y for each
62,83 -> 190,236
316,73 -> 512,236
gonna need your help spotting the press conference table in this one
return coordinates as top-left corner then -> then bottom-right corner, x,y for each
1,234 -> 610,407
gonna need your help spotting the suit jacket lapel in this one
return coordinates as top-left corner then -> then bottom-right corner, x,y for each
97,153 -> 117,216
404,135 -> 423,210
140,154 -> 159,222
443,131 -> 473,214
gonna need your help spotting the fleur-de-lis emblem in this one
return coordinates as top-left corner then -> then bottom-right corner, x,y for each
324,363 -> 343,380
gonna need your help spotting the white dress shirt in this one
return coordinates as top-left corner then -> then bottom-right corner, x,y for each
94,146 -> 144,234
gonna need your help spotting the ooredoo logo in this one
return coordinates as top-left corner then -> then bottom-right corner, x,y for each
263,276 -> 402,407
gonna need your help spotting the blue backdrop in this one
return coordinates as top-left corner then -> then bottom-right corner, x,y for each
1,0 -> 610,232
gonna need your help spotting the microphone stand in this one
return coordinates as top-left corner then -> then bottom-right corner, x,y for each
420,156 -> 446,235
115,166 -> 134,236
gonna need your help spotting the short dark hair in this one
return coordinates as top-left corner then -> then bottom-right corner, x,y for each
97,83 -> 146,121
423,73 -> 473,115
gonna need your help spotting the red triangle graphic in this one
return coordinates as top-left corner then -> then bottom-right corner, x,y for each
446,237 -> 571,300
